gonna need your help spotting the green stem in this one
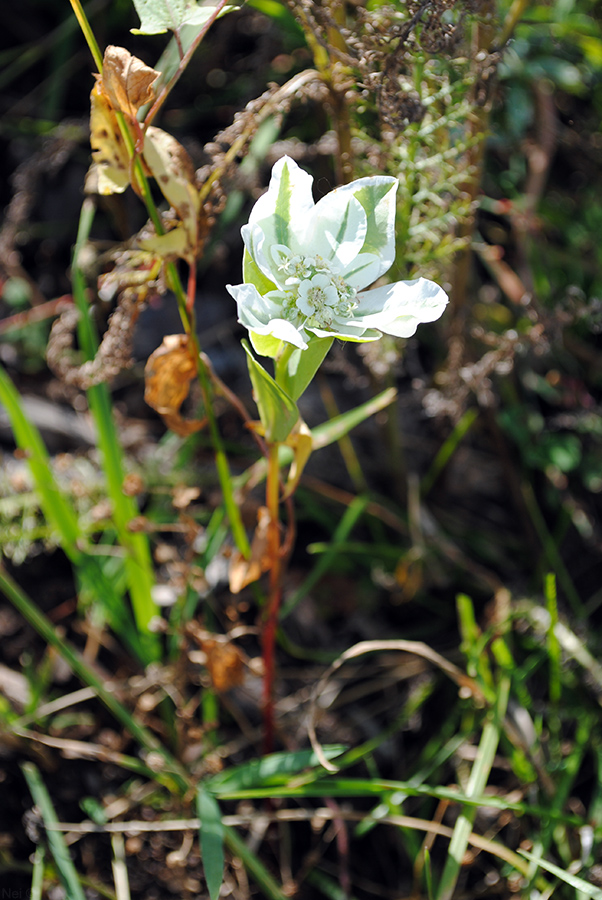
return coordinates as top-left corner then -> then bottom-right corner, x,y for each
72,200 -> 159,655
67,0 -> 103,72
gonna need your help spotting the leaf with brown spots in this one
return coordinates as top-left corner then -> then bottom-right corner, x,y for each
102,46 -> 160,122
142,127 -> 200,262
144,334 -> 206,436
85,81 -> 131,195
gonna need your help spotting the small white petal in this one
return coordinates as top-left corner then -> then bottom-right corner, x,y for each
308,323 -> 382,342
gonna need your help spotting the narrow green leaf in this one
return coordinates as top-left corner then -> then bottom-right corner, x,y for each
518,849 -> 602,899
424,847 -> 434,900
22,763 -> 87,900
197,787 -> 224,900
223,825 -> 289,900
0,363 -> 81,549
281,497 -> 369,618
243,340 -> 298,442
208,746 -> 347,795
30,845 -> 45,900
310,387 -> 397,450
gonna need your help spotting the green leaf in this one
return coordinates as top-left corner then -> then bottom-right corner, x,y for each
197,787 -> 224,900
277,337 -> 334,401
243,341 -> 298,442
208,746 -> 347,794
131,0 -> 234,35
518,849 -> 602,899
22,763 -> 87,900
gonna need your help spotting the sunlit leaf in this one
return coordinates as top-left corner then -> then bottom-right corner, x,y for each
143,127 -> 200,262
102,45 -> 159,121
131,0 -> 235,35
85,82 -> 130,195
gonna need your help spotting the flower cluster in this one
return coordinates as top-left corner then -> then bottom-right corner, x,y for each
227,156 -> 448,353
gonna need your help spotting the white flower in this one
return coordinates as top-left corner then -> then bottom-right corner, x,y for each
226,156 -> 448,353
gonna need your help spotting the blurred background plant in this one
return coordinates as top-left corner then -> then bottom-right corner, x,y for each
1,0 -> 602,897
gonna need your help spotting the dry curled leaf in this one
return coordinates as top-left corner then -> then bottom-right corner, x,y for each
186,623 -> 246,693
144,334 -> 206,436
201,639 -> 245,693
85,81 -> 131,195
102,45 -> 159,121
229,506 -> 272,593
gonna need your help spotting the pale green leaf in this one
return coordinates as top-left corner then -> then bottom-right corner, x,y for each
131,0 -> 234,35
197,787 -> 224,900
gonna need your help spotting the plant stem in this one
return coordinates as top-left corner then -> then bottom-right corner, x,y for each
67,0 -> 104,72
262,442 -> 283,753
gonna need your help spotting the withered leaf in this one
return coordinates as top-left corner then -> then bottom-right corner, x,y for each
201,639 -> 245,693
282,418 -> 313,499
229,506 -> 272,594
85,81 -> 131,195
144,334 -> 205,436
138,224 -> 190,261
143,127 -> 200,262
102,46 -> 160,121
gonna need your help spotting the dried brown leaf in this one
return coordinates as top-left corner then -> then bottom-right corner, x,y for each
144,334 -> 205,436
102,45 -> 159,121
201,639 -> 245,693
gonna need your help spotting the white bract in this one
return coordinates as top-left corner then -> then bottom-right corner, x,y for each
227,156 -> 448,353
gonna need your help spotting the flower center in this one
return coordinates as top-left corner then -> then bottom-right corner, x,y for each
270,247 -> 358,331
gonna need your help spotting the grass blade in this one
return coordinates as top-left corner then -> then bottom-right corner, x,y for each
0,566 -> 188,793
30,844 -> 45,900
22,762 -> 87,900
223,825 -> 289,900
197,787 -> 224,900
111,834 -> 132,900
208,746 -> 347,795
518,849 -> 602,899
280,497 -> 369,618
434,651 -> 511,900
71,198 -> 159,654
